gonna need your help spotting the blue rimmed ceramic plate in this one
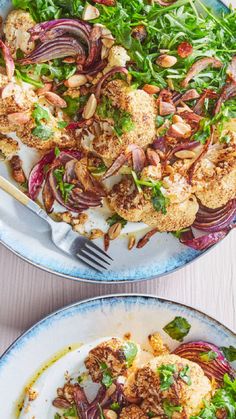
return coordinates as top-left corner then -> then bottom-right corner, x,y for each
0,295 -> 235,418
0,0 -> 232,283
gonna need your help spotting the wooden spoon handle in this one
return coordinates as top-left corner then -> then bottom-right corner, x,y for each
0,175 -> 30,206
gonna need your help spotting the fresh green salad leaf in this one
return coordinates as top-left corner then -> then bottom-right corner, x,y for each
163,400 -> 183,418
63,405 -> 77,417
97,96 -> 134,137
54,167 -> 75,202
32,124 -> 53,140
107,213 -> 127,228
157,364 -> 177,391
123,342 -> 138,367
163,316 -> 191,342
32,104 -> 50,124
179,365 -> 192,386
100,362 -> 113,388
132,172 -> 169,215
110,402 -> 120,411
221,346 -> 236,362
199,350 -> 218,362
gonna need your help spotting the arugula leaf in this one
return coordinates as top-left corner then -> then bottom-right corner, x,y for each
107,213 -> 127,228
32,124 -> 53,140
200,350 -> 218,362
123,342 -> 138,367
157,364 -> 177,391
163,400 -> 183,418
54,167 -> 75,202
179,365 -> 192,386
54,414 -> 61,419
32,104 -> 50,124
221,346 -> 236,362
163,316 -> 191,342
98,403 -> 105,419
100,362 -> 113,388
15,69 -> 44,88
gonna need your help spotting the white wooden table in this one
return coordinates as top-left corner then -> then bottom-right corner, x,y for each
0,231 -> 235,355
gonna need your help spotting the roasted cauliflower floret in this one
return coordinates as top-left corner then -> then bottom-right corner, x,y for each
103,46 -> 130,74
193,143 -> 236,209
124,354 -> 212,418
119,405 -> 147,419
162,173 -> 192,204
108,177 -> 150,223
0,134 -> 19,160
143,196 -> 199,232
92,80 -> 157,161
85,338 -> 139,383
4,10 -> 35,58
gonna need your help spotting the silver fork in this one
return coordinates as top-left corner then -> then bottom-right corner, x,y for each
0,175 -> 113,273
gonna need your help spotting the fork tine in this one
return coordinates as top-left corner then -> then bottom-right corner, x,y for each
78,249 -> 108,271
83,245 -> 111,265
85,241 -> 113,261
76,253 -> 106,273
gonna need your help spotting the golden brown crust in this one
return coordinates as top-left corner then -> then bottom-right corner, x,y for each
4,10 -> 35,58
119,405 -> 148,419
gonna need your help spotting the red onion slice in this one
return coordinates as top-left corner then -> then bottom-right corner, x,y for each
152,137 -> 167,154
193,89 -> 218,115
193,200 -> 236,232
102,154 -> 128,180
0,40 -> 15,79
29,19 -> 91,43
28,150 -> 56,200
95,67 -> 129,99
214,82 -> 236,115
181,58 -> 222,88
42,176 -> 54,213
180,229 -> 229,251
173,341 -> 235,384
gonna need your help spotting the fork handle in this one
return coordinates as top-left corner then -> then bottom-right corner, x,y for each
0,175 -> 49,222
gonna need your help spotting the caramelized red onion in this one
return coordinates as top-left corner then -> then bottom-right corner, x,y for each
214,82 -> 236,115
28,149 -> 56,200
180,229 -> 230,251
152,137 -> 167,154
102,154 -> 127,180
193,200 -> 236,233
126,144 -> 146,172
173,341 -> 235,384
29,19 -> 91,43
181,58 -> 222,88
227,56 -> 236,83
0,40 -> 15,79
95,67 -> 129,99
193,89 -> 218,115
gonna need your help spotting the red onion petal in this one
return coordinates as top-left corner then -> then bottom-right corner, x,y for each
180,229 -> 229,251
28,150 -> 56,200
0,40 -> 15,79
214,82 -> 236,115
193,200 -> 236,232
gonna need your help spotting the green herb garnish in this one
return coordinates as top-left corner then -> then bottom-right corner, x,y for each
100,362 -> 113,388
123,342 -> 138,367
89,162 -> 107,175
107,213 -> 127,228
98,403 -> 105,419
157,364 -> 177,391
55,146 -> 60,157
163,400 -> 183,418
54,167 -> 75,202
57,121 -> 68,129
110,402 -> 120,411
54,414 -> 61,419
32,104 -> 50,124
200,350 -> 218,362
147,412 -> 156,418
97,96 -> 134,138
221,346 -> 236,362
163,316 -> 191,342
63,405 -> 77,417
179,365 -> 192,386
32,124 -> 53,140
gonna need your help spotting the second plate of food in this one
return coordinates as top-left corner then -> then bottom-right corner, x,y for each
0,294 -> 235,418
0,0 -> 235,281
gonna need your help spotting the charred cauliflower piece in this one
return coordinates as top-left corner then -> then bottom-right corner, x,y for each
120,405 -> 148,419
4,10 -> 35,58
193,143 -> 236,209
124,354 -> 212,418
104,46 -> 130,74
85,338 -> 139,383
92,80 -> 157,161
0,134 -> 18,160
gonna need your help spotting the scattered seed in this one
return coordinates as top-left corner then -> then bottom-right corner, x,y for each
156,55 -> 177,68
128,235 -> 136,250
83,4 -> 100,20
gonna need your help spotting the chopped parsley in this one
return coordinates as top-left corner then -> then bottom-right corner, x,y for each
55,146 -> 60,158
157,364 -> 177,391
163,400 -> 183,418
179,365 -> 192,386
221,346 -> 236,362
100,362 -> 113,388
107,213 -> 127,228
163,316 -> 191,342
171,228 -> 190,239
58,121 -> 68,129
123,341 -> 138,367
199,350 -> 218,362
191,374 -> 236,419
147,412 -> 156,418
97,96 -> 134,138
132,171 -> 169,215
89,162 -> 107,175
32,104 -> 53,140
63,405 -> 77,417
110,402 -> 120,411
32,104 -> 50,124
32,124 -> 53,140
54,167 -> 75,202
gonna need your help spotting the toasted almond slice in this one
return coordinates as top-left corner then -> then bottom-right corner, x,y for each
37,82 -> 52,96
90,229 -> 104,240
44,92 -> 67,108
7,112 -> 31,124
1,82 -> 21,99
64,74 -> 87,88
146,148 -> 160,166
168,122 -> 191,138
103,410 -> 117,419
156,55 -> 177,68
143,84 -> 160,94
175,150 -> 196,159
83,4 -> 100,20
108,222 -> 122,240
128,235 -> 136,250
82,94 -> 97,119
172,114 -> 184,124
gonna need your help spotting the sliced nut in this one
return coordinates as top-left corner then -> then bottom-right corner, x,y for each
62,57 -> 76,63
143,84 -> 160,94
175,150 -> 196,159
64,74 -> 87,88
90,229 -> 104,240
103,410 -> 118,419
7,112 -> 31,124
44,92 -> 67,108
128,235 -> 136,250
168,122 -> 191,138
37,82 -> 52,96
156,54 -> 177,68
147,148 -> 160,166
102,37 -> 115,48
1,82 -> 21,99
83,94 -> 97,119
159,101 -> 176,116
78,213 -> 89,224
108,222 -> 122,240
57,212 -> 72,224
83,4 -> 100,20
172,114 -> 184,124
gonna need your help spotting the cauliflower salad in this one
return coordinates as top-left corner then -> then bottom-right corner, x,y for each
0,0 -> 236,252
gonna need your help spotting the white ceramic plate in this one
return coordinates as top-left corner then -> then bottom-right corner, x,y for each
0,295 -> 235,417
0,0 -> 233,283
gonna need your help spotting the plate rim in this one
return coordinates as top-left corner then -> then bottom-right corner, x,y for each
0,293 -> 235,370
